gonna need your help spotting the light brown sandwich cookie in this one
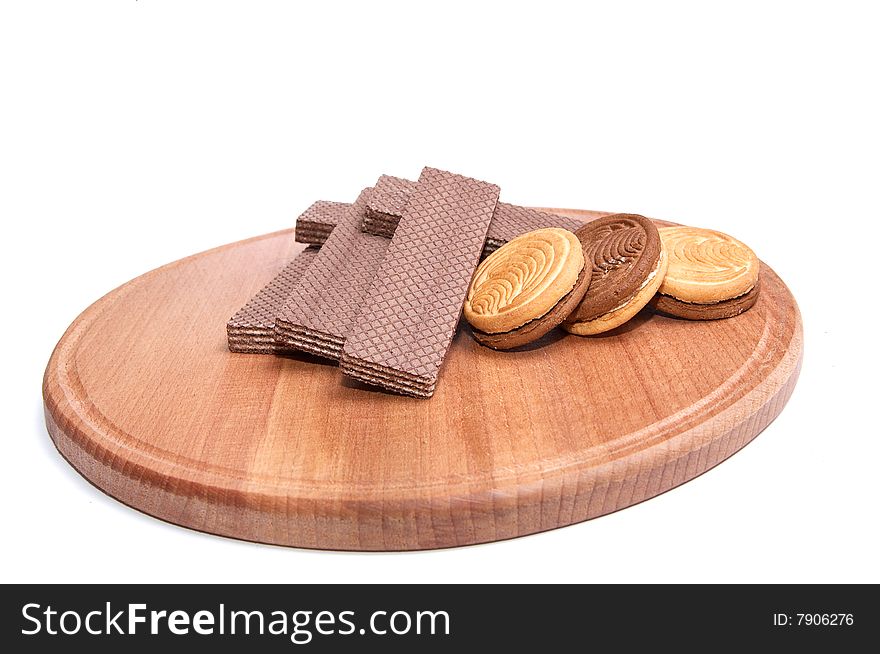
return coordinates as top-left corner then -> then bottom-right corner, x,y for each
654,226 -> 760,320
464,228 -> 591,350
563,214 -> 667,335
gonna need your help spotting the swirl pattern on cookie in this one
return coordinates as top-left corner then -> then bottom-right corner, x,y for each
565,214 -> 662,323
587,221 -> 646,276
659,226 -> 759,303
464,228 -> 584,334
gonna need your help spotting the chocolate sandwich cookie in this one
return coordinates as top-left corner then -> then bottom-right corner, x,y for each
563,214 -> 667,335
651,226 -> 760,320
464,228 -> 591,350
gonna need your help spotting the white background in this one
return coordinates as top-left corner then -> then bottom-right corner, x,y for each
2,1 -> 878,583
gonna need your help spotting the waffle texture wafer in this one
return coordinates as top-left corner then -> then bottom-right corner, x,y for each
294,200 -> 350,244
227,246 -> 320,354
275,189 -> 391,360
487,203 -> 581,253
362,175 -> 414,236
341,168 -> 500,397
361,175 -> 582,253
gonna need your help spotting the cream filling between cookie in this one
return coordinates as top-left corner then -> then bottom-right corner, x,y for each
663,280 -> 756,305
582,250 -> 666,321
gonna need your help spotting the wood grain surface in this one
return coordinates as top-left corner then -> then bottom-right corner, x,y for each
43,208 -> 803,550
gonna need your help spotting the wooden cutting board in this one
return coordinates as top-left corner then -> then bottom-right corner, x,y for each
43,208 -> 802,551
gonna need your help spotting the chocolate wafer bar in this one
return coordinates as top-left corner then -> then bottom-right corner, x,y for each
361,176 -> 584,254
361,174 -> 413,237
487,203 -> 583,253
341,167 -> 500,398
227,246 -> 320,354
275,188 -> 390,360
294,200 -> 350,244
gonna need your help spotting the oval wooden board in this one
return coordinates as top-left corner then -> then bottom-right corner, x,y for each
43,208 -> 802,551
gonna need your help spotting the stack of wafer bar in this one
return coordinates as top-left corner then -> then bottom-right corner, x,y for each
226,166 -> 588,397
287,200 -> 350,244
359,175 -> 582,255
227,246 -> 320,354
273,189 -> 390,361
297,175 -> 583,255
361,174 -> 413,239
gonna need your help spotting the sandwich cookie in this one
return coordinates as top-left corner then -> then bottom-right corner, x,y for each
563,214 -> 667,335
464,228 -> 591,350
651,226 -> 760,320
